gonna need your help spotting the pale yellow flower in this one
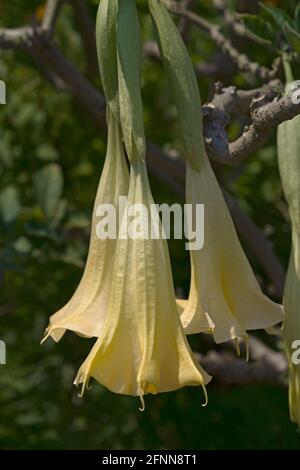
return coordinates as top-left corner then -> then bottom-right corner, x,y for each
181,156 -> 283,345
149,0 -> 283,347
74,156 -> 211,407
42,109 -> 129,343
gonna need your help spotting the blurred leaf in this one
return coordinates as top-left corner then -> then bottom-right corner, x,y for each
295,2 -> 300,32
260,2 -> 293,28
14,237 -> 32,254
13,103 -> 44,128
239,14 -> 275,44
50,199 -> 67,229
36,144 -> 59,162
52,244 -> 85,268
0,186 -> 21,224
0,132 -> 14,166
66,213 -> 89,230
283,22 -> 300,53
33,163 -> 63,218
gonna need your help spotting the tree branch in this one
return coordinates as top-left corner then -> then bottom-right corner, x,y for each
197,335 -> 287,386
0,26 -> 32,49
70,0 -> 99,78
163,0 -> 280,82
212,0 -> 279,52
178,0 -> 195,39
203,80 -> 300,165
42,0 -> 63,33
197,349 -> 287,386
144,40 -> 236,79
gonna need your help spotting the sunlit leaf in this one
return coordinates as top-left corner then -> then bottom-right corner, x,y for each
239,14 -> 275,44
0,186 -> 21,224
295,2 -> 300,32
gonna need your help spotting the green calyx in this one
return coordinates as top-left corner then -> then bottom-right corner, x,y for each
96,0 -> 119,120
117,0 -> 146,161
96,0 -> 146,162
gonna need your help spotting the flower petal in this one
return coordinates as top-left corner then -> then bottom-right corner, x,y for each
181,157 -> 283,343
42,110 -> 129,342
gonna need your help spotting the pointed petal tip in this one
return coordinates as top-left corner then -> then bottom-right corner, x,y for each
138,386 -> 146,412
75,375 -> 87,398
201,384 -> 209,407
40,329 -> 50,345
245,336 -> 250,362
233,338 -> 241,357
266,325 -> 283,336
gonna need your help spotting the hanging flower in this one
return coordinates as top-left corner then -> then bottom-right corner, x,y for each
183,156 -> 283,345
42,109 -> 129,343
149,0 -> 283,347
74,156 -> 211,407
42,0 -> 211,408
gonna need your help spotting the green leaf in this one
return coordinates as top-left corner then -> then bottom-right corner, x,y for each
0,186 -> 21,224
49,199 -> 67,229
36,144 -> 59,162
259,2 -> 293,28
14,237 -> 32,254
33,164 -> 63,218
96,0 -> 119,120
283,22 -> 300,53
238,14 -> 275,44
117,0 -> 146,160
0,132 -> 13,166
294,2 -> 300,32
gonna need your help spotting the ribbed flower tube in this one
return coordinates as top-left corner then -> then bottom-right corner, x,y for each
42,109 -> 129,342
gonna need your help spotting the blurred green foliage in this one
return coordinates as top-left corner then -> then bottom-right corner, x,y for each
0,0 -> 300,450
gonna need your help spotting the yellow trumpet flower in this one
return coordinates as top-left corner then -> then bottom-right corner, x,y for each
149,0 -> 283,346
42,109 -> 129,343
74,156 -> 211,407
182,156 -> 283,345
43,0 -> 210,409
